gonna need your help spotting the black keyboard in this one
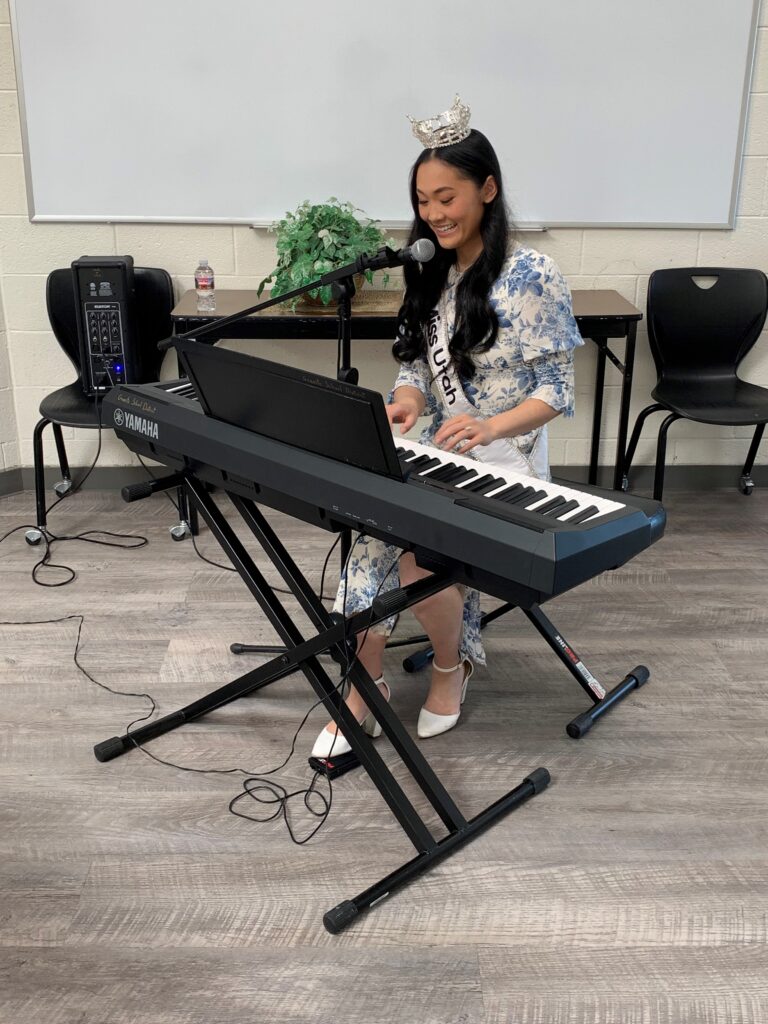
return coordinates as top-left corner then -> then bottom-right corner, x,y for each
105,380 -> 665,608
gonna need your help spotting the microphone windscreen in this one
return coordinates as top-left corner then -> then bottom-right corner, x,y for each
411,238 -> 435,263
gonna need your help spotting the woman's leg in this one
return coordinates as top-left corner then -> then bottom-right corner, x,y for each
316,533 -> 401,743
399,552 -> 467,716
318,630 -> 388,739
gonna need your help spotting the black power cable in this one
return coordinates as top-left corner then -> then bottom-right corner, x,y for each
1,397 -> 149,586
0,533 -> 396,845
134,453 -> 340,601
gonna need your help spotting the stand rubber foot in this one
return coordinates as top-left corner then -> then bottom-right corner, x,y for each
566,712 -> 594,739
566,665 -> 651,738
525,767 -> 551,794
632,665 -> 650,687
323,900 -> 359,934
402,649 -> 433,673
94,736 -> 129,762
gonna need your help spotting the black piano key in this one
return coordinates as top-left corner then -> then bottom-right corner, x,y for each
405,454 -> 433,469
479,477 -> 509,495
430,465 -> 472,483
447,468 -> 479,484
495,483 -> 526,502
398,447 -> 425,461
473,476 -> 508,495
426,462 -> 459,481
503,485 -> 537,505
461,473 -> 497,493
520,489 -> 548,508
535,495 -> 567,515
413,457 -> 442,474
550,499 -> 580,518
567,504 -> 600,524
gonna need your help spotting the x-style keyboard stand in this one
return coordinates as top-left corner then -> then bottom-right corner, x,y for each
389,598 -> 651,740
93,476 -> 549,933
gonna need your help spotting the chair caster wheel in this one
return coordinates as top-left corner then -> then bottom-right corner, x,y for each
739,475 -> 754,495
620,474 -> 630,492
25,529 -> 44,546
169,522 -> 190,541
54,479 -> 73,497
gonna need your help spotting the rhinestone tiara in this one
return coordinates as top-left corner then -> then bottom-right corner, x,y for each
408,95 -> 472,149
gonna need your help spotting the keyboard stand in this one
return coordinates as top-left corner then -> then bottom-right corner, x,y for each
93,474 -> 549,934
207,274 -> 359,658
389,602 -> 650,738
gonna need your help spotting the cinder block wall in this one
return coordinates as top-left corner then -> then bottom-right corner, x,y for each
0,0 -> 767,476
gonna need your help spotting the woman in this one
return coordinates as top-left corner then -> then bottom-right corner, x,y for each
312,98 -> 583,758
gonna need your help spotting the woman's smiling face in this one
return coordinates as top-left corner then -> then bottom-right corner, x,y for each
415,157 -> 497,264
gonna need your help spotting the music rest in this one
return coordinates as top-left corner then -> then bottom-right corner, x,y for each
172,337 -> 404,481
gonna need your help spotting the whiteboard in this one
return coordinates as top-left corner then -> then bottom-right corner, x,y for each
10,0 -> 760,228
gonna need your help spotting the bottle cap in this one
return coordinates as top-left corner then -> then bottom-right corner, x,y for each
198,258 -> 208,266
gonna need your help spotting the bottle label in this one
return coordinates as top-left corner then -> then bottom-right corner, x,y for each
195,275 -> 213,290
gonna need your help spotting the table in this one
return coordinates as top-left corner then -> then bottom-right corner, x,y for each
172,289 -> 642,489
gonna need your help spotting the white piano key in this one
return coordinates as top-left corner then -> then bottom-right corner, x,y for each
395,434 -> 625,522
156,378 -> 199,400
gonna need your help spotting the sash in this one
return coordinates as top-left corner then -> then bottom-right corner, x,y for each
425,297 -> 549,480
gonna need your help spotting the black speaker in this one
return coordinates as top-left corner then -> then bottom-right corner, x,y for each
71,255 -> 154,395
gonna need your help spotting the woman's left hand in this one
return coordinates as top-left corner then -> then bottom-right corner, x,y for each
434,414 -> 496,455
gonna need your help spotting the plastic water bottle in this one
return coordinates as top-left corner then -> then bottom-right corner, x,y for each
194,258 -> 215,312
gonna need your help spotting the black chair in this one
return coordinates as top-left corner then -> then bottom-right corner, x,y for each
621,267 -> 768,501
25,266 -> 179,545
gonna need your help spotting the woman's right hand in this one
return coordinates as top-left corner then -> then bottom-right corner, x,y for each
386,400 -> 420,435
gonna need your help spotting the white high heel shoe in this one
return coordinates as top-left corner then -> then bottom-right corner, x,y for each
417,658 -> 473,739
310,677 -> 391,759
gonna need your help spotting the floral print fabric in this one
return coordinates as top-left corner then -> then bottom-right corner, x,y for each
394,244 -> 583,457
333,244 -> 582,665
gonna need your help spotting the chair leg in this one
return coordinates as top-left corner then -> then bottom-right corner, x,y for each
653,413 -> 680,502
622,404 -> 666,488
51,423 -> 73,496
739,423 -> 765,495
31,418 -> 51,536
169,483 -> 191,541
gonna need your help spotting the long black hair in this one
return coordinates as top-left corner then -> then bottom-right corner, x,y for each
393,129 -> 510,380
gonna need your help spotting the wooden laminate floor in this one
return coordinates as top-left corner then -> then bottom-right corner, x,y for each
0,485 -> 767,1024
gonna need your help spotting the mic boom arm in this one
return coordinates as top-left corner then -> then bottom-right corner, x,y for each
158,241 -> 435,350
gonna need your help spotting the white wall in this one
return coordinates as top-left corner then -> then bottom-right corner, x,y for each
1,0 -> 767,475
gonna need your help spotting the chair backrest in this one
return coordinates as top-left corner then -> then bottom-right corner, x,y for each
647,267 -> 768,382
46,265 -> 174,382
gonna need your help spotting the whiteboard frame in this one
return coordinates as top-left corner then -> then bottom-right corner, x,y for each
9,0 -> 762,230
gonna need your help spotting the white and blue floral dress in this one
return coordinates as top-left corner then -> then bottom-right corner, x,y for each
333,244 -> 583,664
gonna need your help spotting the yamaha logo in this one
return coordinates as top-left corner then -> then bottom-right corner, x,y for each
114,408 -> 159,440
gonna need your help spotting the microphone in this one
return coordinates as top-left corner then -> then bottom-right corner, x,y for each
357,238 -> 435,273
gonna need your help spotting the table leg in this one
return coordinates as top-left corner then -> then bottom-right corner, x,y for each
589,338 -> 607,486
614,321 -> 637,490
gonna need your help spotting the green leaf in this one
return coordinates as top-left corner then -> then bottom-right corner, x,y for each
259,196 -> 389,304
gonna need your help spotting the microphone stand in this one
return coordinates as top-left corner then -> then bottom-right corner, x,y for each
162,250 -> 403,657
162,246 -> 403,386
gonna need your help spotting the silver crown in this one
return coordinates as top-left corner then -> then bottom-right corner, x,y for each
408,95 -> 472,149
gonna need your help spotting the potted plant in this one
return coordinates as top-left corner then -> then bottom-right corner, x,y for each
258,197 -> 393,308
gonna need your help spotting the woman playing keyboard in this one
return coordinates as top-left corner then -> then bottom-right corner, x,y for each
312,96 -> 583,758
